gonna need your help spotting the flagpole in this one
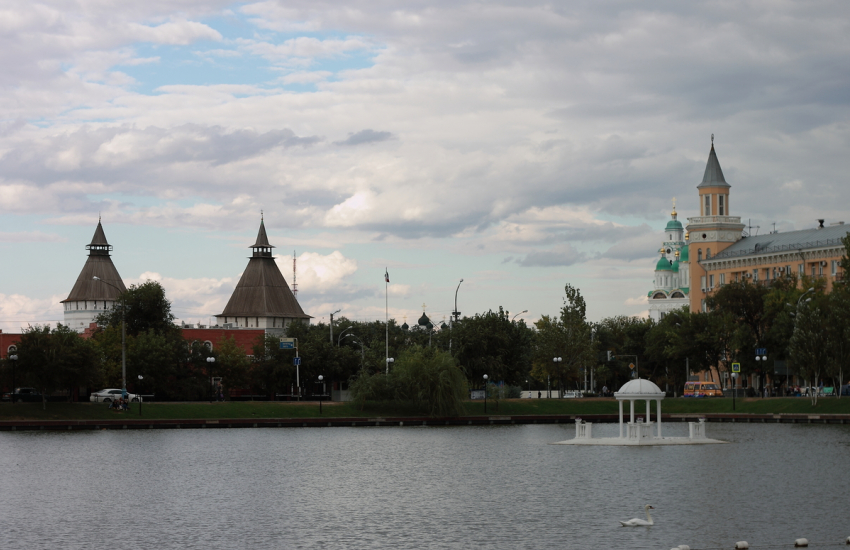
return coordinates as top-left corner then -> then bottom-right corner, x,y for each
385,267 -> 389,374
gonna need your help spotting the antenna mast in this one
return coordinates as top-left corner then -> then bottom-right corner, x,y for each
292,250 -> 298,298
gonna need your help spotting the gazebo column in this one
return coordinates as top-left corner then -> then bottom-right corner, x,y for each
618,400 -> 624,438
630,399 -> 634,423
657,399 -> 662,438
645,400 -> 650,423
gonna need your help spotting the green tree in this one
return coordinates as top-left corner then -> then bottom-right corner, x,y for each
454,307 -> 534,388
789,293 -> 829,405
350,346 -> 468,416
530,284 -> 594,395
12,324 -> 98,409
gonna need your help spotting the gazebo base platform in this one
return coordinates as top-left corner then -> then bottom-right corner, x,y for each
552,436 -> 727,446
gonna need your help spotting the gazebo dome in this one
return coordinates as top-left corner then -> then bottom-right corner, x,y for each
614,378 -> 664,400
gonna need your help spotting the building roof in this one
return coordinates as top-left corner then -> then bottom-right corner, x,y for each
697,143 -> 730,189
615,378 -> 664,400
218,221 -> 309,319
679,245 -> 689,262
61,221 -> 126,303
708,223 -> 850,261
250,220 -> 274,249
656,256 -> 673,271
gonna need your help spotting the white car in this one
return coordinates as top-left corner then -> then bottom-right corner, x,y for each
90,388 -> 142,403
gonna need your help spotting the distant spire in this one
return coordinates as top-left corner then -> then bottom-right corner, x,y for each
697,137 -> 730,188
250,218 -> 274,249
671,197 -> 677,218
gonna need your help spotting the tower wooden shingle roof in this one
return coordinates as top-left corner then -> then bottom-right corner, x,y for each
218,221 -> 310,319
61,220 -> 126,303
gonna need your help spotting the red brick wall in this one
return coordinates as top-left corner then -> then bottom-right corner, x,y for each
0,331 -> 22,359
181,328 -> 265,355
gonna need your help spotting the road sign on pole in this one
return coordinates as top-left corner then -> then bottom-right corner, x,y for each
293,357 -> 301,366
732,362 -> 741,373
279,338 -> 296,350
629,363 -> 635,370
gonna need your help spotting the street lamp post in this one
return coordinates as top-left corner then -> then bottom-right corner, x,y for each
483,374 -> 488,413
512,310 -> 527,321
137,375 -> 144,416
337,326 -> 354,346
450,279 -> 463,354
342,334 -> 364,368
386,357 -> 394,375
9,354 -> 17,404
318,374 -> 324,414
329,309 -> 341,344
206,356 -> 216,403
552,357 -> 562,398
785,287 -> 815,392
93,276 -> 126,399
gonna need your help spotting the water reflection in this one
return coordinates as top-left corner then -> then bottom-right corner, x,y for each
1,423 -> 848,549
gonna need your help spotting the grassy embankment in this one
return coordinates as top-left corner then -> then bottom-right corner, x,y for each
2,396 -> 849,421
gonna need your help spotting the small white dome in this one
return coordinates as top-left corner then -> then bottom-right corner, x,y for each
615,378 -> 665,400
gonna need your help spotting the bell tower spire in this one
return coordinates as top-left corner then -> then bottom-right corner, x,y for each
686,136 -> 744,311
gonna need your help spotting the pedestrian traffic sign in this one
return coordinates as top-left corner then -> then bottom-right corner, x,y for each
732,362 -> 741,373
279,338 -> 295,350
293,357 -> 301,366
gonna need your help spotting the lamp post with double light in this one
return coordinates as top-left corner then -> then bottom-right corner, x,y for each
9,354 -> 17,404
137,375 -> 144,416
93,276 -> 126,400
317,374 -> 324,414
483,374 -> 488,413
206,356 -> 216,403
552,357 -> 562,398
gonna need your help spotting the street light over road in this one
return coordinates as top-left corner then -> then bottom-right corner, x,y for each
512,310 -> 527,321
93,276 -> 126,399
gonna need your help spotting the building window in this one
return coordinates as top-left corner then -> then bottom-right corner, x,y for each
701,299 -> 706,312
701,275 -> 706,290
753,269 -> 758,281
833,260 -> 839,276
709,274 -> 714,288
704,195 -> 711,216
812,265 -> 816,278
786,265 -> 791,276
719,195 -> 725,215
698,249 -> 703,261
204,341 -> 213,350
706,248 -> 711,259
799,263 -> 804,275
734,273 -> 740,282
818,263 -> 824,276
720,273 -> 726,285
7,345 -> 16,354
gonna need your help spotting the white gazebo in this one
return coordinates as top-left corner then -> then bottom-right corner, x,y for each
614,378 -> 665,439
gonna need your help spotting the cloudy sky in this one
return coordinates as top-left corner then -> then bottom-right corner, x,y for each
2,0 -> 850,332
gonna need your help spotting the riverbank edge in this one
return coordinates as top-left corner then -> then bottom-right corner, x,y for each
2,412 -> 849,431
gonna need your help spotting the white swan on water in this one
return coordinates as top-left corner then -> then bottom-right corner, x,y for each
619,505 -> 654,526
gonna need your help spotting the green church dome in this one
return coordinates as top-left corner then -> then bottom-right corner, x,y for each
679,245 -> 689,262
665,219 -> 683,231
671,260 -> 679,272
655,256 -> 672,271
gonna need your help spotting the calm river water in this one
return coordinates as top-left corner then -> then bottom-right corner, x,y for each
1,421 -> 849,550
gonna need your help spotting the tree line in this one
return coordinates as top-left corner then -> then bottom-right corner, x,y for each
4,234 -> 849,410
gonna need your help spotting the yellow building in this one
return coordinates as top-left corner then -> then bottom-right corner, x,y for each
680,137 -> 848,392
686,138 -> 847,312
